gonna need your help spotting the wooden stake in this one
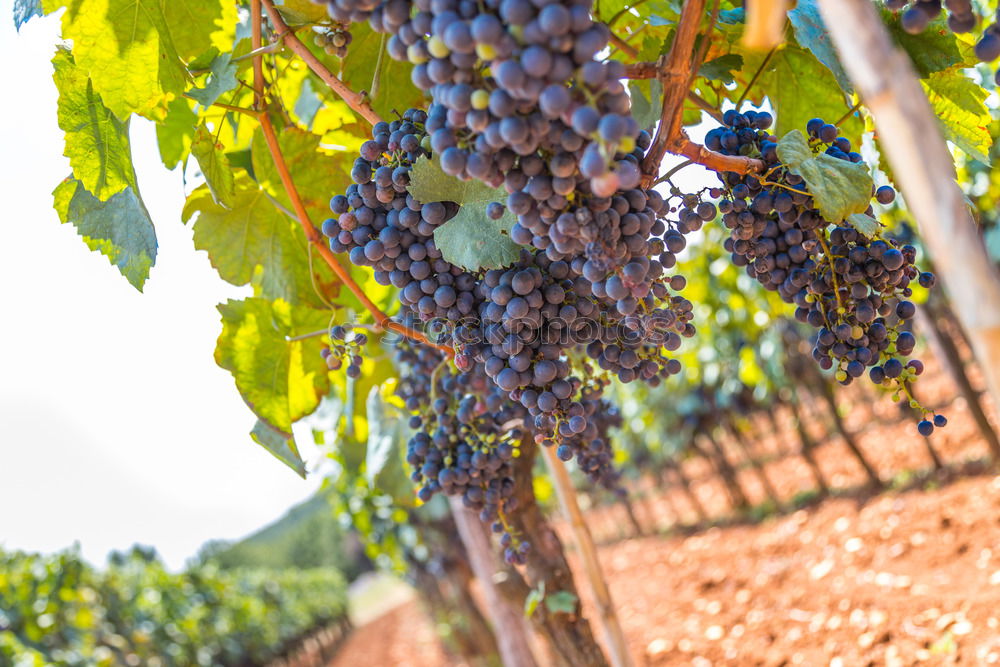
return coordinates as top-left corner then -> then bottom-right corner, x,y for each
539,446 -> 634,667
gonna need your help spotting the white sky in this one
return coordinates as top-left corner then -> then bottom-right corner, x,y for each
0,2 -> 324,570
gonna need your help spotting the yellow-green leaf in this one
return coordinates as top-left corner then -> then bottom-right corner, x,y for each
191,123 -> 236,208
215,297 -> 332,435
53,47 -> 135,201
183,174 -> 334,307
922,68 -> 993,165
53,177 -> 157,291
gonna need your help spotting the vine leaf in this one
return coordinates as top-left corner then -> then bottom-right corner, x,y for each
921,68 -> 993,165
524,582 -> 545,618
274,0 -> 329,25
156,98 -> 198,170
408,155 -> 522,271
884,9 -> 969,77
776,130 -> 872,223
434,207 -> 521,272
751,42 -> 862,141
191,123 -> 236,208
251,127 -> 352,223
13,0 -> 42,30
544,590 -> 579,615
787,0 -> 852,94
215,297 -> 332,455
364,384 -> 415,505
629,79 -> 663,132
339,22 -> 423,119
847,213 -> 881,240
183,174 -> 333,308
698,54 -> 744,85
251,420 -> 306,478
408,155 -> 506,206
45,0 -> 234,120
187,52 -> 239,109
53,177 -> 157,291
53,47 -> 136,201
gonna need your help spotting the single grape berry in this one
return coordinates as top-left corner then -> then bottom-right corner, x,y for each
875,185 -> 896,205
933,414 -> 948,427
917,420 -> 934,436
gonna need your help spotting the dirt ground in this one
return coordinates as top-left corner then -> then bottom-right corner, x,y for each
330,352 -> 1000,666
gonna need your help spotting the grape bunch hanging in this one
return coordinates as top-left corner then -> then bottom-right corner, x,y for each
308,0 -> 947,553
705,109 -> 946,435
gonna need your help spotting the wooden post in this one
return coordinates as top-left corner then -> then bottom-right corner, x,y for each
447,497 -> 539,667
539,445 -> 634,667
817,0 -> 1000,438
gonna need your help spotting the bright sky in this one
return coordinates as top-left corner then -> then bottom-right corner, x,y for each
0,1 -> 324,570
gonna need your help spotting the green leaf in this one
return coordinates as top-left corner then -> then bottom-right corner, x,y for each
776,130 -> 873,223
294,78 -> 323,129
364,386 -> 414,505
53,0 -> 187,120
544,590 -> 579,615
787,0 -> 852,93
53,47 -> 135,201
53,177 -> 157,291
698,54 -> 744,85
191,123 -> 236,208
156,98 -> 197,169
250,420 -> 306,478
921,68 -> 993,165
251,127 -> 352,223
340,23 -> 422,120
13,0 -> 42,30
718,7 -> 745,24
524,582 -> 545,618
754,44 -> 863,142
847,213 -> 881,240
408,155 -> 507,207
215,297 -> 332,436
630,79 -> 663,132
275,0 -> 330,24
183,174 -> 333,307
884,9 -> 967,77
435,208 -> 521,272
408,156 -> 523,270
187,52 -> 238,109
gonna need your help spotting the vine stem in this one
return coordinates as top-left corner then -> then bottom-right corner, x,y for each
260,0 -> 383,126
641,0 -> 706,179
250,3 -> 453,358
539,445 -> 634,667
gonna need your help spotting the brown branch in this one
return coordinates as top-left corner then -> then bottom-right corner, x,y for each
260,0 -> 383,126
623,60 -> 660,79
640,0 -> 707,184
686,91 -> 724,123
675,137 -> 765,175
250,3 -> 452,358
608,31 -> 640,58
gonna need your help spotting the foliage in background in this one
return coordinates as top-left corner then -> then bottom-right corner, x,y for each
0,546 -> 348,666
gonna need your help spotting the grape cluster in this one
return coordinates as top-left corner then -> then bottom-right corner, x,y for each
884,1 -> 1000,85
708,109 -> 944,429
321,325 -> 368,378
312,0 -> 414,35
321,109 -> 484,327
312,23 -> 354,58
395,338 -> 533,564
